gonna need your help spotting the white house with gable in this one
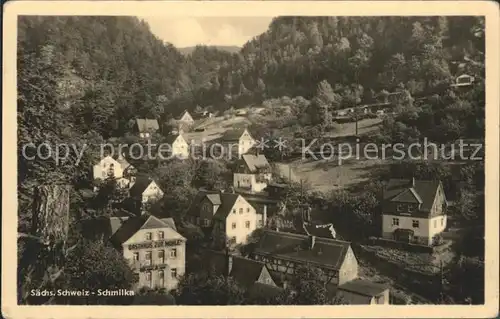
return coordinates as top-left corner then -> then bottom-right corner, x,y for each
186,191 -> 266,246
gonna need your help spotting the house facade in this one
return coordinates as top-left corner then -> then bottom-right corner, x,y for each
233,154 -> 272,192
219,128 -> 256,158
165,134 -> 190,159
110,215 -> 186,291
382,178 -> 447,246
136,118 -> 160,139
186,191 -> 265,246
129,177 -> 164,213
93,156 -> 124,181
178,110 -> 195,125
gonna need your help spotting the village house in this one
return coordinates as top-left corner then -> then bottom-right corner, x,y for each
129,176 -> 164,213
249,230 -> 358,286
219,128 -> 256,158
178,110 -> 195,125
92,154 -> 135,189
233,154 -> 272,192
186,190 -> 266,246
203,250 -> 283,299
165,134 -> 190,159
249,230 -> 391,304
136,118 -> 160,139
382,177 -> 448,246
109,214 -> 186,291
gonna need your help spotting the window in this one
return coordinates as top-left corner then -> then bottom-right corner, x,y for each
145,251 -> 152,262
146,232 -> 152,241
245,221 -> 250,229
392,218 -> 399,226
239,208 -> 243,214
412,220 -> 420,228
204,219 -> 210,227
441,218 -> 444,226
230,236 -> 236,243
408,205 -> 415,213
171,268 -> 177,278
158,250 -> 164,262
158,231 -> 164,239
170,248 -> 177,258
232,209 -> 236,214
232,223 -> 237,229
133,252 -> 139,261
158,270 -> 165,284
247,207 -> 250,213
396,204 -> 404,212
145,271 -> 152,281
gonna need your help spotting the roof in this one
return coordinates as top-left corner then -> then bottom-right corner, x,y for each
383,178 -> 442,213
254,230 -> 352,270
110,216 -> 130,235
206,194 -> 222,205
136,119 -> 159,133
242,154 -> 270,173
338,279 -> 389,297
178,110 -> 194,121
110,214 -> 184,246
221,128 -> 248,141
164,134 -> 185,144
303,222 -> 336,239
229,256 -> 268,287
186,191 -> 242,220
129,176 -> 158,197
204,251 -> 277,289
160,217 -> 177,231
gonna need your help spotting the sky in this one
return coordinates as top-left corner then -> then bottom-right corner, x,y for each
141,17 -> 273,48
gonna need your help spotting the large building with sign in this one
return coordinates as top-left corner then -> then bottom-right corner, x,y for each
110,214 -> 186,291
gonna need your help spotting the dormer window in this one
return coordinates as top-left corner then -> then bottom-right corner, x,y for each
146,232 -> 152,241
158,231 -> 164,239
396,204 -> 404,212
408,205 -> 415,213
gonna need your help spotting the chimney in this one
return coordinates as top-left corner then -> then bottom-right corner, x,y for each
262,205 -> 267,227
308,235 -> 316,250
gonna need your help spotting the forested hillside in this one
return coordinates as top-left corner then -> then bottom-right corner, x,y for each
196,16 -> 484,107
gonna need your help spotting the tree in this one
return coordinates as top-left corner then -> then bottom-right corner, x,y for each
174,272 -> 246,305
132,287 -> 176,305
193,159 -> 230,190
55,239 -> 136,305
284,265 -> 346,305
